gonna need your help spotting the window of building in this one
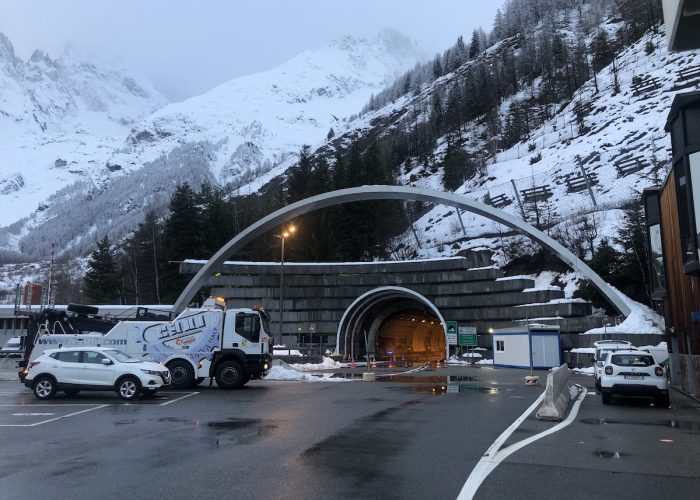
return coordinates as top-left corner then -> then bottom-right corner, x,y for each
643,189 -> 667,298
496,340 -> 505,352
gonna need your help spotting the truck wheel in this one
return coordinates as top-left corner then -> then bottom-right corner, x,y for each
602,392 -> 612,405
167,360 -> 195,389
116,376 -> 141,401
33,376 -> 57,400
215,361 -> 245,389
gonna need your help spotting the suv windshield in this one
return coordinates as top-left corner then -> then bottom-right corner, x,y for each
611,354 -> 655,367
104,349 -> 138,363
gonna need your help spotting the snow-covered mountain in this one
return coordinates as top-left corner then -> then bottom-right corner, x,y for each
109,28 -> 422,188
0,29 -> 423,259
0,33 -> 168,227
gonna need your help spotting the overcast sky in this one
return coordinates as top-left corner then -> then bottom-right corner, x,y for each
0,0 -> 507,102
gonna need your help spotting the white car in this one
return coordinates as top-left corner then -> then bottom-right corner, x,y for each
0,337 -> 23,359
24,347 -> 171,401
599,350 -> 669,407
593,341 -> 635,390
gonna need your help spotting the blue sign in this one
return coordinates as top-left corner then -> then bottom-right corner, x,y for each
387,348 -> 394,356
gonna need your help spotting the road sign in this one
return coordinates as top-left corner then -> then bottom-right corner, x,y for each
446,321 -> 458,346
458,326 -> 477,347
387,348 -> 394,356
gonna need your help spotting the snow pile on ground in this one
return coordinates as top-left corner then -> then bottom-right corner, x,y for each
475,359 -> 494,365
573,366 -> 595,376
273,345 -> 303,356
583,291 -> 664,335
265,365 -> 346,382
570,347 -> 595,354
289,357 -> 342,371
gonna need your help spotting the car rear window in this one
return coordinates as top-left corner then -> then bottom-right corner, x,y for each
610,354 -> 655,367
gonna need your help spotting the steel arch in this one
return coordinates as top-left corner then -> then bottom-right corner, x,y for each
173,185 -> 630,317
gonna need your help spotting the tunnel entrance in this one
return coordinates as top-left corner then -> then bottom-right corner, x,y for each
376,310 -> 446,363
337,286 -> 448,362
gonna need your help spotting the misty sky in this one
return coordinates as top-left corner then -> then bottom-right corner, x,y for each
0,0 -> 507,102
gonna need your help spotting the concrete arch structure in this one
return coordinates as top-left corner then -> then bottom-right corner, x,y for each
337,286 -> 448,359
173,185 -> 631,317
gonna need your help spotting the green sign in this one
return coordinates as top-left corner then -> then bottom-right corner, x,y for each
445,321 -> 458,346
458,326 -> 477,346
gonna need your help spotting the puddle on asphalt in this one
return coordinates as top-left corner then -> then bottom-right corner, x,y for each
329,374 -> 478,383
204,418 -> 277,446
398,384 -> 502,395
580,418 -> 700,430
593,450 -> 627,459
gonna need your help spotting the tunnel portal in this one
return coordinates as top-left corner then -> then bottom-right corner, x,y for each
337,286 -> 448,362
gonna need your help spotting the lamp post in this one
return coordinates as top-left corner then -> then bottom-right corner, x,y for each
275,224 -> 295,344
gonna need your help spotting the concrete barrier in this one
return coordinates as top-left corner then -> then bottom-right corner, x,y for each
536,363 -> 576,421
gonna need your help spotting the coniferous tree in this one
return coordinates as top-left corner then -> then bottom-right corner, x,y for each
84,236 -> 122,304
160,182 -> 204,302
469,29 -> 481,59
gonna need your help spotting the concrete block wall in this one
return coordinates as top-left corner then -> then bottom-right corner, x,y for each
183,258 -> 603,348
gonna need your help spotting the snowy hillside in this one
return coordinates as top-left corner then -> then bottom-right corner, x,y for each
109,28 -> 422,189
0,33 -> 168,227
0,29 -> 422,260
305,26 -> 700,267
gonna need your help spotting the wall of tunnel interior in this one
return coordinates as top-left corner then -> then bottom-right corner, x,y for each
376,310 -> 446,362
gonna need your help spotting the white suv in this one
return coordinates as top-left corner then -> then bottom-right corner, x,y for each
599,350 -> 669,407
24,347 -> 171,401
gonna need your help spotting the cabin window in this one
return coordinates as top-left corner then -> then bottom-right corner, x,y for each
496,340 -> 505,352
235,313 -> 261,343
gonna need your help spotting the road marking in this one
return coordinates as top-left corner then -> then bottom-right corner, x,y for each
457,386 -> 587,500
0,404 -> 109,427
0,404 -> 98,407
159,392 -> 199,406
12,412 -> 55,416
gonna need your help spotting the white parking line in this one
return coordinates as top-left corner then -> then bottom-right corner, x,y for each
457,387 -> 588,500
159,392 -> 199,406
0,404 -> 110,427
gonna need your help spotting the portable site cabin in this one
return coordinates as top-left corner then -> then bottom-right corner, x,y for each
492,324 -> 561,369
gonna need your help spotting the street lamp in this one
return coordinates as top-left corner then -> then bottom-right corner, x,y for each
275,224 -> 296,344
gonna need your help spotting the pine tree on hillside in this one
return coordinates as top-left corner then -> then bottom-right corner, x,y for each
160,182 -> 204,302
121,210 -> 163,304
469,29 -> 481,59
84,235 -> 121,304
590,29 -> 615,72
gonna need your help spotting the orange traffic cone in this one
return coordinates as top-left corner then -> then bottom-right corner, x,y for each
389,356 -> 395,368
371,358 -> 377,369
436,359 -> 443,368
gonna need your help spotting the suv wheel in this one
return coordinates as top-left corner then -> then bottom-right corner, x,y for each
33,376 -> 57,400
116,376 -> 141,401
167,360 -> 195,389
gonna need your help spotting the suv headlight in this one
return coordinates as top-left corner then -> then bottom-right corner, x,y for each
141,369 -> 160,375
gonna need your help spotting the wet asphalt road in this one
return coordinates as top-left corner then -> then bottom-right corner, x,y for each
1,368 -> 700,499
